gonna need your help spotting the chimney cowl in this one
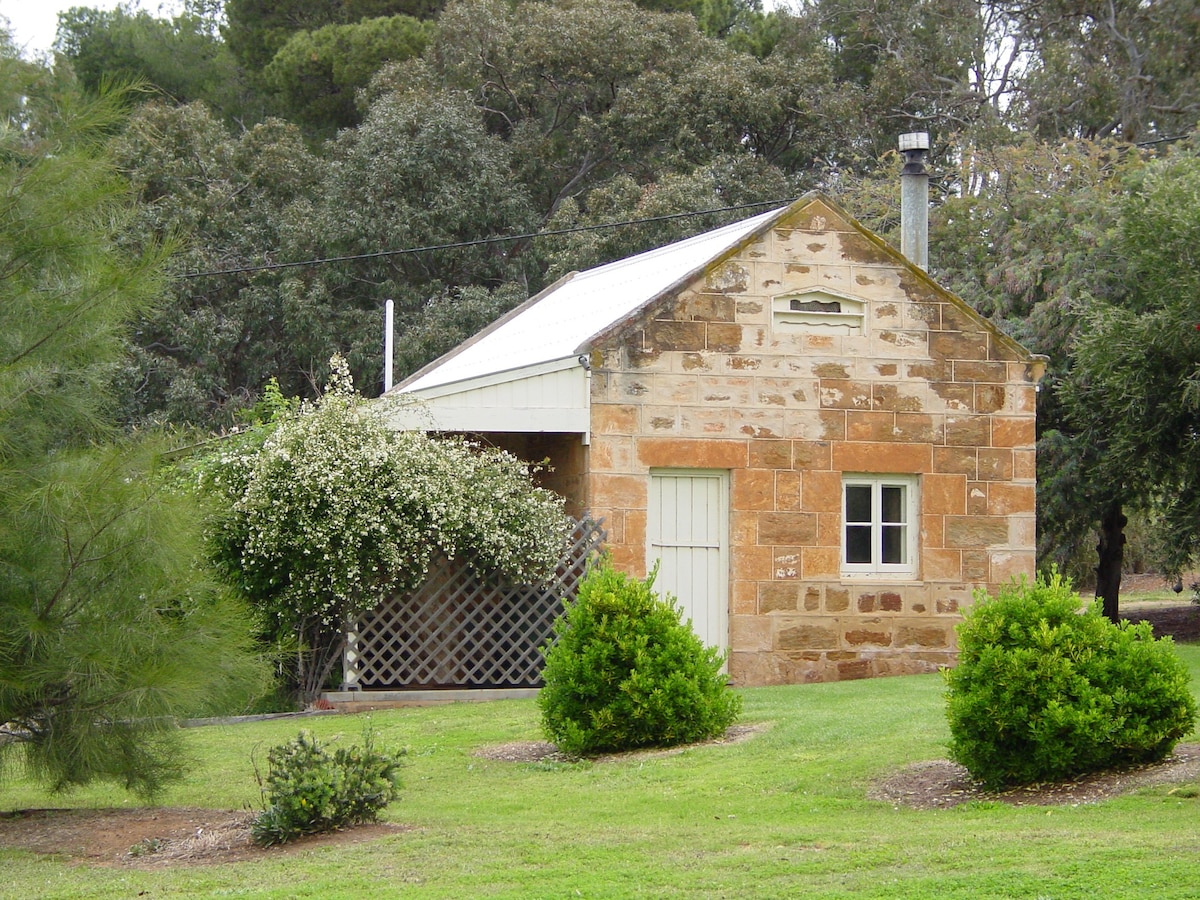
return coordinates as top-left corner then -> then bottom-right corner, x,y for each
898,132 -> 930,152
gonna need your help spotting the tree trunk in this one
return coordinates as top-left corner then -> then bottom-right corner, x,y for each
1095,501 -> 1127,624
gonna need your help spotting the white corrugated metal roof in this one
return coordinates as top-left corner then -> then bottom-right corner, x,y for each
398,205 -> 788,393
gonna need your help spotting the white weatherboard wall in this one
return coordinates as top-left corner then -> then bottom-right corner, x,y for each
647,470 -> 730,652
385,358 -> 589,434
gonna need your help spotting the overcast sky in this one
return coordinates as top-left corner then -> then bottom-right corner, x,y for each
1,1 -> 179,58
1,0 -> 794,60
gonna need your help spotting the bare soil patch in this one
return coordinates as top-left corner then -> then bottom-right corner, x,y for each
0,806 -> 408,868
870,743 -> 1200,810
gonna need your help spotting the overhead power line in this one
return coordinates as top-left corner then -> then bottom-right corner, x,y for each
177,198 -> 799,280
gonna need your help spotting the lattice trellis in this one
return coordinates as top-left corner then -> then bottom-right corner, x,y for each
343,516 -> 605,690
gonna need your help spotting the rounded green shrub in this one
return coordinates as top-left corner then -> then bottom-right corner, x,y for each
250,729 -> 404,846
945,572 -> 1197,789
538,560 -> 742,756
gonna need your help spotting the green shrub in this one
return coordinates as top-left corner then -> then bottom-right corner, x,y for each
538,560 -> 742,756
250,729 -> 404,846
945,572 -> 1197,789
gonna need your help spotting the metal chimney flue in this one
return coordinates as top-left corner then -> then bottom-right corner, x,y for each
899,132 -> 930,271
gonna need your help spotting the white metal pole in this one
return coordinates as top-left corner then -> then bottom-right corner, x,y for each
383,298 -> 394,392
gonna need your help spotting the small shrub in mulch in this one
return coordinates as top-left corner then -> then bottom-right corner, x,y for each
945,572 -> 1198,790
538,560 -> 741,757
250,729 -> 404,846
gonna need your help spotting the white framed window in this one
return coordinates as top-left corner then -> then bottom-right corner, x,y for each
842,475 -> 918,577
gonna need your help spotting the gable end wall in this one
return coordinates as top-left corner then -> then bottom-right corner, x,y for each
584,200 -> 1039,685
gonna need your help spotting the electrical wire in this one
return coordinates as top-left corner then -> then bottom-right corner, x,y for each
176,197 -> 799,279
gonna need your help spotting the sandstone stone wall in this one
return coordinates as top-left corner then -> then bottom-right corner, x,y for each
583,198 -> 1042,685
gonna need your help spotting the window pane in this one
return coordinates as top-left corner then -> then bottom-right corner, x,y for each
846,525 -> 872,563
881,485 -> 905,524
882,525 -> 905,564
845,485 -> 872,523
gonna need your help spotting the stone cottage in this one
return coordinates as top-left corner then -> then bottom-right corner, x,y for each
386,189 -> 1045,685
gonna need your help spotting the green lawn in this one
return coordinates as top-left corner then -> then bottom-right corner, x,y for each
4,646 -> 1200,899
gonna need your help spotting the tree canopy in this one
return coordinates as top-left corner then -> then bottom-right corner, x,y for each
0,59 -> 267,796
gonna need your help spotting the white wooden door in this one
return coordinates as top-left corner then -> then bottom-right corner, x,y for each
647,470 -> 729,652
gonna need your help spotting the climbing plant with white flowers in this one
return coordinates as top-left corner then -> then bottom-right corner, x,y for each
202,356 -> 570,703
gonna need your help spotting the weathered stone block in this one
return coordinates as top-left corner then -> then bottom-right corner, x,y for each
930,382 -> 974,410
833,441 -> 932,474
758,511 -> 818,545
987,482 -> 1035,516
977,449 -> 1014,481
929,330 -> 988,361
872,384 -> 924,412
778,623 -> 839,651
707,323 -> 743,352
646,320 -> 706,351
819,379 -> 873,409
945,416 -> 990,447
636,437 -> 747,468
749,439 -> 792,469
676,293 -> 736,322
896,625 -> 950,649
592,403 -> 639,435
803,469 -> 842,512
847,410 -> 898,442
804,587 -> 821,611
826,587 -> 850,612
801,546 -> 840,579
923,473 -> 967,515
992,416 -> 1036,449
974,384 -> 1007,413
952,360 -> 1007,382
845,629 -> 892,647
879,592 -> 903,612
836,659 -> 873,680
732,468 -> 775,511
933,446 -> 977,477
944,516 -> 1010,548
759,582 -> 799,613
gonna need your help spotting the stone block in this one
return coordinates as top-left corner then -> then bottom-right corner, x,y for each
730,615 -> 772,651
974,384 -> 1007,413
1013,449 -> 1036,480
977,449 -> 1014,481
592,403 -> 639,435
802,545 -> 840,579
991,416 -> 1036,449
819,379 -> 873,409
923,473 -> 967,515
893,413 -> 936,442
773,548 -> 802,579
847,410 -> 898,442
731,580 -> 757,614
944,516 -> 1010,548
803,469 -> 842,512
749,439 -> 793,469
706,323 -> 743,352
966,483 -> 988,516
589,473 -> 648,510
945,415 -> 990,447
933,446 -> 977,478
952,360 -> 1007,383
636,437 -> 747,469
794,440 -> 833,470
872,384 -> 924,412
731,509 -> 757,544
676,292 -> 736,322
777,622 -> 840,651
962,549 -> 988,581
921,513 -> 945,550
803,587 -> 821,611
645,320 -> 706,351
758,511 -> 819,545
930,382 -> 974,411
929,330 -> 988,361
923,548 -> 963,581
681,406 -> 733,436
826,587 -> 850,612
879,591 -> 903,612
758,582 -> 799,613
990,550 -> 1035,583
833,441 -> 932,474
732,545 -> 773,581
836,659 -> 873,680
774,470 -> 802,509
845,628 -> 892,647
987,482 -> 1035,516
819,410 -> 847,441
732,468 -> 775,511
896,624 -> 951,649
